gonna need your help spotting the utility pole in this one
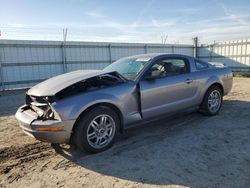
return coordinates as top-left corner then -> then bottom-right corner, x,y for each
63,28 -> 67,42
193,37 -> 198,58
62,28 -> 68,73
161,35 -> 168,44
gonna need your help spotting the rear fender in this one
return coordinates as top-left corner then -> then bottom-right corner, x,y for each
202,76 -> 223,100
204,76 -> 223,91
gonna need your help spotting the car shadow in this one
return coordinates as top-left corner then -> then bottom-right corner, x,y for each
52,99 -> 250,187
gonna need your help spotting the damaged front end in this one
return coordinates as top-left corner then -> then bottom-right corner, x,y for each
15,71 -> 126,144
25,95 -> 61,122
15,93 -> 72,143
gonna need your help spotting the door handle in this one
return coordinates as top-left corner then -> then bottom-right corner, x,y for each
185,78 -> 193,84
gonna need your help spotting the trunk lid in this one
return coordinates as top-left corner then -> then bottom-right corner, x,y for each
208,62 -> 227,68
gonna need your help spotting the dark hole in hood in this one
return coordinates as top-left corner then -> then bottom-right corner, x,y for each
55,71 -> 126,100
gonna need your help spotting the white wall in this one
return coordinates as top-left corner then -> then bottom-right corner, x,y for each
0,40 -> 194,90
198,39 -> 250,71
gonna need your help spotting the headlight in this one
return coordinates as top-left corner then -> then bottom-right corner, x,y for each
42,105 -> 61,121
43,107 -> 55,119
27,95 -> 60,121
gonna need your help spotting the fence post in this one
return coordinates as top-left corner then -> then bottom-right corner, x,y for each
209,45 -> 213,62
108,44 -> 112,64
240,40 -> 243,66
144,44 -> 148,54
0,45 -> 4,91
61,43 -> 67,73
245,40 -> 248,67
0,62 -> 4,91
232,41 -> 235,69
171,45 -> 174,53
193,37 -> 198,58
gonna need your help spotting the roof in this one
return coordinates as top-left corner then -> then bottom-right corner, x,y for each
124,53 -> 193,60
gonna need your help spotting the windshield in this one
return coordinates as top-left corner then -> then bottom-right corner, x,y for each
103,57 -> 151,80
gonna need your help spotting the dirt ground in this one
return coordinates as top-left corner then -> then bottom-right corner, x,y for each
0,77 -> 250,188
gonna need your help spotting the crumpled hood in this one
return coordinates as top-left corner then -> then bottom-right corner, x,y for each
27,70 -> 104,96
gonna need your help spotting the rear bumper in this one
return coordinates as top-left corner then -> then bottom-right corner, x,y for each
15,105 -> 75,143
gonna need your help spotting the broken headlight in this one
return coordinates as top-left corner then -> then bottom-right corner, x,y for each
43,107 -> 55,120
26,94 -> 60,121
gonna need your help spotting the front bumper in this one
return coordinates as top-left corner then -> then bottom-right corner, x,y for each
15,105 -> 74,143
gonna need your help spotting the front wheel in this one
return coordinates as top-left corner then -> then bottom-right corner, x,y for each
73,106 -> 119,153
200,85 -> 223,116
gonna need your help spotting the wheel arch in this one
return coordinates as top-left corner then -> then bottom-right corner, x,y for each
200,81 -> 224,107
204,75 -> 224,96
71,102 -> 124,137
210,82 -> 224,95
205,82 -> 224,96
199,82 -> 224,115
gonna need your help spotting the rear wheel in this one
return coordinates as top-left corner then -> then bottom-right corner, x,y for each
73,106 -> 119,153
200,85 -> 223,116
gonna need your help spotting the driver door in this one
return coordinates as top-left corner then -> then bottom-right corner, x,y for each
139,57 -> 198,119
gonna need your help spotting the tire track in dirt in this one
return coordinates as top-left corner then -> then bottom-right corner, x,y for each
0,142 -> 55,183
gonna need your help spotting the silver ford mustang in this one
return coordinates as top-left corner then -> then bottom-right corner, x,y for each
15,53 -> 233,153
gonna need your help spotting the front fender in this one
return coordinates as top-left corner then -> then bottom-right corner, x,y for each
53,92 -> 124,121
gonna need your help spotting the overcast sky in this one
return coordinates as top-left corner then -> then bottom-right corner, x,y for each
0,0 -> 250,44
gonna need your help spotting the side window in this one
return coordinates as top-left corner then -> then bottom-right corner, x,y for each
148,58 -> 188,77
195,60 -> 209,70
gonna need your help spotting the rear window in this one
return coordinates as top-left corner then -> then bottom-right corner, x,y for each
195,60 -> 209,70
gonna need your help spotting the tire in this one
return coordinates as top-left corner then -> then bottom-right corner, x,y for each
200,85 -> 223,116
73,106 -> 119,153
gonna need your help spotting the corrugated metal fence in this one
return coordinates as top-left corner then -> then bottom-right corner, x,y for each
0,39 -> 250,90
0,40 -> 193,90
198,39 -> 250,71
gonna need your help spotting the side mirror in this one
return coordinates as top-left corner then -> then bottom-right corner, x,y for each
144,70 -> 162,81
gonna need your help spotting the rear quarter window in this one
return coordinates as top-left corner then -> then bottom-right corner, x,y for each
195,60 -> 209,70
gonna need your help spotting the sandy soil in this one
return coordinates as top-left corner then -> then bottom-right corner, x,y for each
0,78 -> 250,188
